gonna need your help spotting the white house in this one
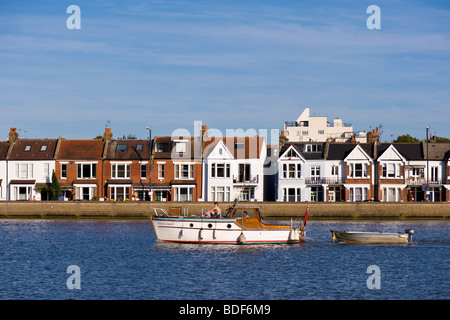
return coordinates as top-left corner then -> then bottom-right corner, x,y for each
343,144 -> 374,202
203,136 -> 266,202
7,138 -> 58,201
277,142 -> 330,202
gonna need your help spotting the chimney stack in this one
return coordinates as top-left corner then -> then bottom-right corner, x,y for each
9,128 -> 18,143
103,128 -> 113,142
279,130 -> 286,146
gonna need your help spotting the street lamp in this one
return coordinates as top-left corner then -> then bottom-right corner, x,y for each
146,126 -> 152,201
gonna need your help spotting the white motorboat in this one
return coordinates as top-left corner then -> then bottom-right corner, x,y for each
330,229 -> 414,244
151,205 -> 309,244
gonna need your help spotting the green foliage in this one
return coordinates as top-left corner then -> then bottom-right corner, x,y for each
393,134 -> 420,143
51,170 -> 62,201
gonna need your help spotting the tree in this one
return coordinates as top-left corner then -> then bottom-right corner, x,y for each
51,170 -> 62,201
393,134 -> 420,143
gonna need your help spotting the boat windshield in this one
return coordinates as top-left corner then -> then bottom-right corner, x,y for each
232,208 -> 256,218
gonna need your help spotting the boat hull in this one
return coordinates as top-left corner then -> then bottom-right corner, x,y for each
330,230 -> 411,244
152,217 -> 302,244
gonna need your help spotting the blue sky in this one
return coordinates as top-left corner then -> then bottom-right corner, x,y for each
1,0 -> 449,142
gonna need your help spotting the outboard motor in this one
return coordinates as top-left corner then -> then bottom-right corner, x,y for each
405,229 -> 414,242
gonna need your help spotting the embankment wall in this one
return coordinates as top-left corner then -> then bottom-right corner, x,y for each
0,201 -> 449,220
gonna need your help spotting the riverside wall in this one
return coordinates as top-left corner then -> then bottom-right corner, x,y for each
0,201 -> 449,220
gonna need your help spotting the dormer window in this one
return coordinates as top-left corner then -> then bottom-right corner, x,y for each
305,144 -> 322,152
117,144 -> 128,151
24,145 -> 31,152
235,143 -> 245,149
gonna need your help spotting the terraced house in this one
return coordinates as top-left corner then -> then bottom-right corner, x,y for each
151,136 -> 203,202
55,138 -> 105,201
202,136 -> 266,202
103,135 -> 151,201
6,128 -> 58,201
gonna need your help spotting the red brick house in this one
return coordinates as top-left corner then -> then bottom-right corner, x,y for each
151,136 -> 203,202
55,139 -> 105,200
103,138 -> 151,201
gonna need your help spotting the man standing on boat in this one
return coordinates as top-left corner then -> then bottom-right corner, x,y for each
202,202 -> 221,218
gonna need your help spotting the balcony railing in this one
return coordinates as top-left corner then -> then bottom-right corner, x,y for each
233,175 -> 259,184
406,178 -> 443,185
305,177 -> 345,185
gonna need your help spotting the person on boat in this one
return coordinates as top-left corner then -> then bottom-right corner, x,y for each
202,202 -> 221,218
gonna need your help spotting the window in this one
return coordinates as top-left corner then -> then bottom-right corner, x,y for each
136,144 -> 143,151
61,163 -> 67,179
305,144 -> 323,152
140,164 -> 147,179
286,148 -> 299,158
211,186 -> 230,202
75,186 -> 96,200
282,163 -> 301,179
77,163 -> 96,179
381,163 -> 401,178
238,164 -> 251,182
235,143 -> 245,149
310,166 -> 320,180
158,164 -> 165,179
24,145 -> 31,152
211,163 -> 230,178
116,144 -> 128,151
175,163 -> 194,179
15,163 -> 33,179
318,130 -> 325,135
174,187 -> 194,201
284,188 -> 301,202
310,186 -> 323,202
331,165 -> 339,176
155,142 -> 170,153
40,145 -> 47,152
44,163 -> 50,180
111,163 -> 130,179
349,187 -> 368,202
110,186 -> 130,201
348,163 -> 368,178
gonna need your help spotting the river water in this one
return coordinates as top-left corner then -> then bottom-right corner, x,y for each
0,219 -> 448,300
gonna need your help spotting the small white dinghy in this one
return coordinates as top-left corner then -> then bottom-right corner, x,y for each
330,229 -> 414,244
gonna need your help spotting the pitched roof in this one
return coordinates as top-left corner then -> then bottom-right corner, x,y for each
425,143 -> 450,161
390,143 -> 423,160
203,136 -> 264,159
105,140 -> 151,160
8,139 -> 58,160
0,141 -> 9,159
57,139 -> 104,160
326,143 -> 357,160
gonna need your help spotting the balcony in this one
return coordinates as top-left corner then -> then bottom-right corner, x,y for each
305,177 -> 345,185
233,175 -> 259,185
406,177 -> 443,185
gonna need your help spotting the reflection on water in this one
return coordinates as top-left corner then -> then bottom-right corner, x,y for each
0,219 -> 448,300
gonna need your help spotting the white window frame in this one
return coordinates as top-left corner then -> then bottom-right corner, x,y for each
111,162 -> 131,179
174,163 -> 194,180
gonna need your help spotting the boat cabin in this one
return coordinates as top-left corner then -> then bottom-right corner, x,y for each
224,206 -> 287,229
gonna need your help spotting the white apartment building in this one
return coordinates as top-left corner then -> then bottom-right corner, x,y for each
284,107 -> 356,143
